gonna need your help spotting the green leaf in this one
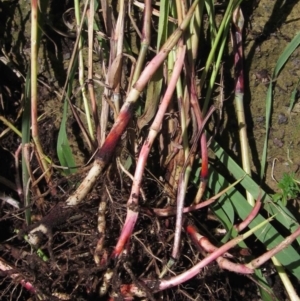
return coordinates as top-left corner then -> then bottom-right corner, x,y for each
22,70 -> 31,225
209,169 -> 235,232
260,31 -> 300,180
208,138 -> 300,279
255,269 -> 280,301
57,96 -> 76,176
157,0 -> 170,50
137,69 -> 163,130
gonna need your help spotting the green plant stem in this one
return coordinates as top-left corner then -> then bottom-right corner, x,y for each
87,0 -> 101,145
74,0 -> 94,142
199,0 -> 242,97
271,257 -> 300,301
31,0 -> 51,183
231,7 -> 254,206
0,116 -> 22,137
22,72 -> 31,225
131,0 -> 151,84
202,14 -> 230,116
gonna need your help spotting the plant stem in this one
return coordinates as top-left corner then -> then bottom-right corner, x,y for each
152,177 -> 243,216
111,45 -> 186,259
74,0 -> 94,142
87,0 -> 101,145
232,7 -> 254,206
157,216 -> 274,291
31,0 -> 52,188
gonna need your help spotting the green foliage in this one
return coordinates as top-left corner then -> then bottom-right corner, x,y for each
56,65 -> 77,175
260,31 -> 300,180
57,97 -> 77,176
209,137 -> 300,278
273,173 -> 300,206
22,70 -> 31,225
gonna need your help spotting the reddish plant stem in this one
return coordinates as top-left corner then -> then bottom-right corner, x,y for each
96,0 -> 200,163
232,8 -> 244,94
0,257 -> 37,294
171,106 -> 216,260
111,45 -> 186,259
156,221 -> 270,291
118,223 -> 263,297
188,67 -> 209,204
149,215 -> 273,293
27,1 -> 200,227
186,224 -> 253,274
151,197 -> 217,216
235,193 -> 262,232
247,226 -> 300,270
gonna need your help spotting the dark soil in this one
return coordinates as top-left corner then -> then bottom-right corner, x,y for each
0,1 -> 300,300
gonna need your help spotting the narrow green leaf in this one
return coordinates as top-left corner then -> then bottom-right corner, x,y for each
255,269 -> 280,301
288,78 -> 300,114
208,138 -> 300,279
22,70 -> 31,225
204,0 -> 217,44
209,170 -> 235,229
137,69 -> 162,130
260,31 -> 300,180
57,95 -> 76,175
157,0 -> 170,50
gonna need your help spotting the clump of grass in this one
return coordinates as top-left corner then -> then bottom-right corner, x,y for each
2,1 -> 300,300
273,173 -> 300,206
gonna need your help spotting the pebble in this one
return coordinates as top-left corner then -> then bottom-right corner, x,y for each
278,113 -> 288,124
273,137 -> 284,147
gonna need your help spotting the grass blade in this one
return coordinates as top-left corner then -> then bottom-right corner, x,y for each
22,71 -> 31,225
260,31 -> 300,180
209,138 -> 300,279
57,90 -> 76,176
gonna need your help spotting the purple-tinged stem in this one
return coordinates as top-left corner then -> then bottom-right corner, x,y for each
171,106 -> 216,260
235,193 -> 262,232
189,70 -> 209,204
151,176 -> 243,216
186,224 -> 253,274
96,0 -> 200,163
0,257 -> 37,294
119,217 -> 273,295
152,198 -> 216,216
111,45 -> 186,259
156,216 -> 273,291
247,226 -> 300,270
